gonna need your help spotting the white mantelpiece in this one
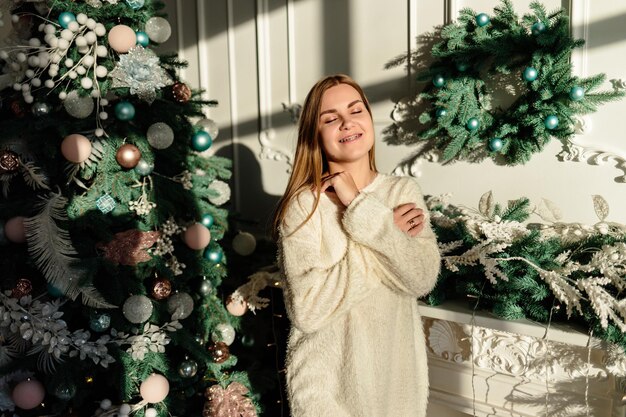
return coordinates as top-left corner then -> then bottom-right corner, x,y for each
420,302 -> 626,417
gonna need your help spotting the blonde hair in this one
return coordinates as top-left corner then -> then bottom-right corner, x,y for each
271,74 -> 377,240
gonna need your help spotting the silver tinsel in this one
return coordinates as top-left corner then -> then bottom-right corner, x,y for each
109,46 -> 173,103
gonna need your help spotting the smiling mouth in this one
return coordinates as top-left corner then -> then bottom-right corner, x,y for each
339,133 -> 361,143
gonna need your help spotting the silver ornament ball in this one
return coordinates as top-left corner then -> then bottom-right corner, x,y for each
178,359 -> 198,378
167,292 -> 194,320
195,118 -> 219,140
122,295 -> 154,323
199,278 -> 213,296
146,122 -> 174,149
211,322 -> 236,346
64,90 -> 94,119
32,102 -> 51,116
144,17 -> 172,43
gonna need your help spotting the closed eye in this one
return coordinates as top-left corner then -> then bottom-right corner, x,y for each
324,118 -> 337,124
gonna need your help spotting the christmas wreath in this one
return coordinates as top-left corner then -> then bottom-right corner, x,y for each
390,0 -> 624,165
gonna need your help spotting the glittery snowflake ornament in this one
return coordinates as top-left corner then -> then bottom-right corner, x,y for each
109,46 -> 173,103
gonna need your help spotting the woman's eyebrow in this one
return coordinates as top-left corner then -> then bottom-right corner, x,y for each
319,99 -> 363,116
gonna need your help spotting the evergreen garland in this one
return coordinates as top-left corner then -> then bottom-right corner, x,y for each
387,0 -> 624,165
426,191 -> 626,375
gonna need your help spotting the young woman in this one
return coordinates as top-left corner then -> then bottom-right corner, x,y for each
273,74 -> 440,417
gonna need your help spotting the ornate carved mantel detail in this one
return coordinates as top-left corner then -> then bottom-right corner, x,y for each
420,303 -> 626,417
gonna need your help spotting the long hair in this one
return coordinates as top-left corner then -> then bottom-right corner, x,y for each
271,74 -> 377,240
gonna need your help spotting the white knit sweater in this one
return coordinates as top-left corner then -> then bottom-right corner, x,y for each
278,173 -> 441,417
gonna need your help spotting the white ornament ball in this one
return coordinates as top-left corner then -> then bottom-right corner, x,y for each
59,91 -> 67,100
60,29 -> 73,41
95,128 -> 104,137
27,56 -> 40,67
145,16 -> 172,43
64,90 -> 94,118
16,52 -> 26,62
64,58 -> 74,68
76,13 -> 88,24
77,45 -> 90,55
86,18 -> 96,30
75,35 -> 87,47
85,31 -> 97,45
119,404 -> 131,415
96,45 -> 108,57
61,134 -> 92,163
68,21 -> 79,32
21,84 -> 30,92
76,66 -> 86,75
95,66 -> 108,78
90,89 -> 100,98
99,111 -> 108,120
207,180 -> 231,206
25,69 -> 35,78
139,374 -> 169,403
28,37 -> 41,47
31,78 -> 41,87
101,98 -> 109,106
94,23 -> 106,37
100,399 -> 112,410
0,51 -> 8,59
145,408 -> 157,417
24,95 -> 33,104
211,323 -> 236,346
12,83 -> 21,91
44,23 -> 56,34
5,216 -> 26,243
80,77 -> 93,89
184,223 -> 211,250
108,25 -> 136,53
226,296 -> 248,317
58,38 -> 69,50
232,232 -> 256,256
68,70 -> 77,79
44,79 -> 54,88
11,379 -> 45,410
146,122 -> 175,149
83,55 -> 95,67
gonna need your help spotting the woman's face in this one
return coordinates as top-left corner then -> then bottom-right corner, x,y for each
317,83 -> 374,167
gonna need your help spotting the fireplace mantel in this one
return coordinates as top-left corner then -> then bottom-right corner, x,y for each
419,301 -> 626,417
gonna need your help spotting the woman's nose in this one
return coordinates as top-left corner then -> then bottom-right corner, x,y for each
340,117 -> 355,129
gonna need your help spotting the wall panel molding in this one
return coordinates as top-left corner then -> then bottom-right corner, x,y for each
569,0 -> 590,77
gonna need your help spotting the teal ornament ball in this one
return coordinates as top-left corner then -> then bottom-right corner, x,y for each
126,0 -> 145,9
115,101 -> 135,121
569,86 -> 585,101
54,382 -> 77,401
178,359 -> 198,378
544,115 -> 559,130
89,312 -> 111,332
204,246 -> 223,264
191,130 -> 213,152
47,284 -> 64,298
200,213 -> 214,228
134,159 -> 154,176
523,67 -> 538,82
432,74 -> 446,88
488,137 -> 504,152
435,108 -> 447,118
241,334 -> 255,347
456,61 -> 469,72
136,31 -> 150,47
531,21 -> 546,35
466,117 -> 480,131
58,12 -> 76,29
475,13 -> 490,27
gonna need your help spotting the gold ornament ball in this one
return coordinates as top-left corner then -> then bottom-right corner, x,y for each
226,296 -> 248,316
209,341 -> 230,363
172,82 -> 191,103
116,144 -> 141,169
184,223 -> 211,250
61,134 -> 92,163
151,277 -> 172,300
108,25 -> 137,53
5,216 -> 26,243
139,373 -> 170,404
0,150 -> 20,173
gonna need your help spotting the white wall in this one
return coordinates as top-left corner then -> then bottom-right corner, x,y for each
165,0 -> 626,237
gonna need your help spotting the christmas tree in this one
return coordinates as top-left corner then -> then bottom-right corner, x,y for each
0,1 -> 259,416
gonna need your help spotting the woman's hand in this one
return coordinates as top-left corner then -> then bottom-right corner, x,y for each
393,203 -> 425,237
320,172 -> 359,207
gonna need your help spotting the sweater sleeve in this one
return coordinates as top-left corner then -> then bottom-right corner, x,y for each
342,176 -> 440,297
278,192 -> 379,334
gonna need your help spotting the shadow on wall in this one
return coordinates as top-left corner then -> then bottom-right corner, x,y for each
215,143 -> 281,239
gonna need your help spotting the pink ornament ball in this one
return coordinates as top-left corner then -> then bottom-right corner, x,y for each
108,25 -> 137,53
139,373 -> 170,403
12,379 -> 45,410
61,134 -> 92,163
226,296 -> 248,316
184,223 -> 211,250
5,216 -> 26,243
